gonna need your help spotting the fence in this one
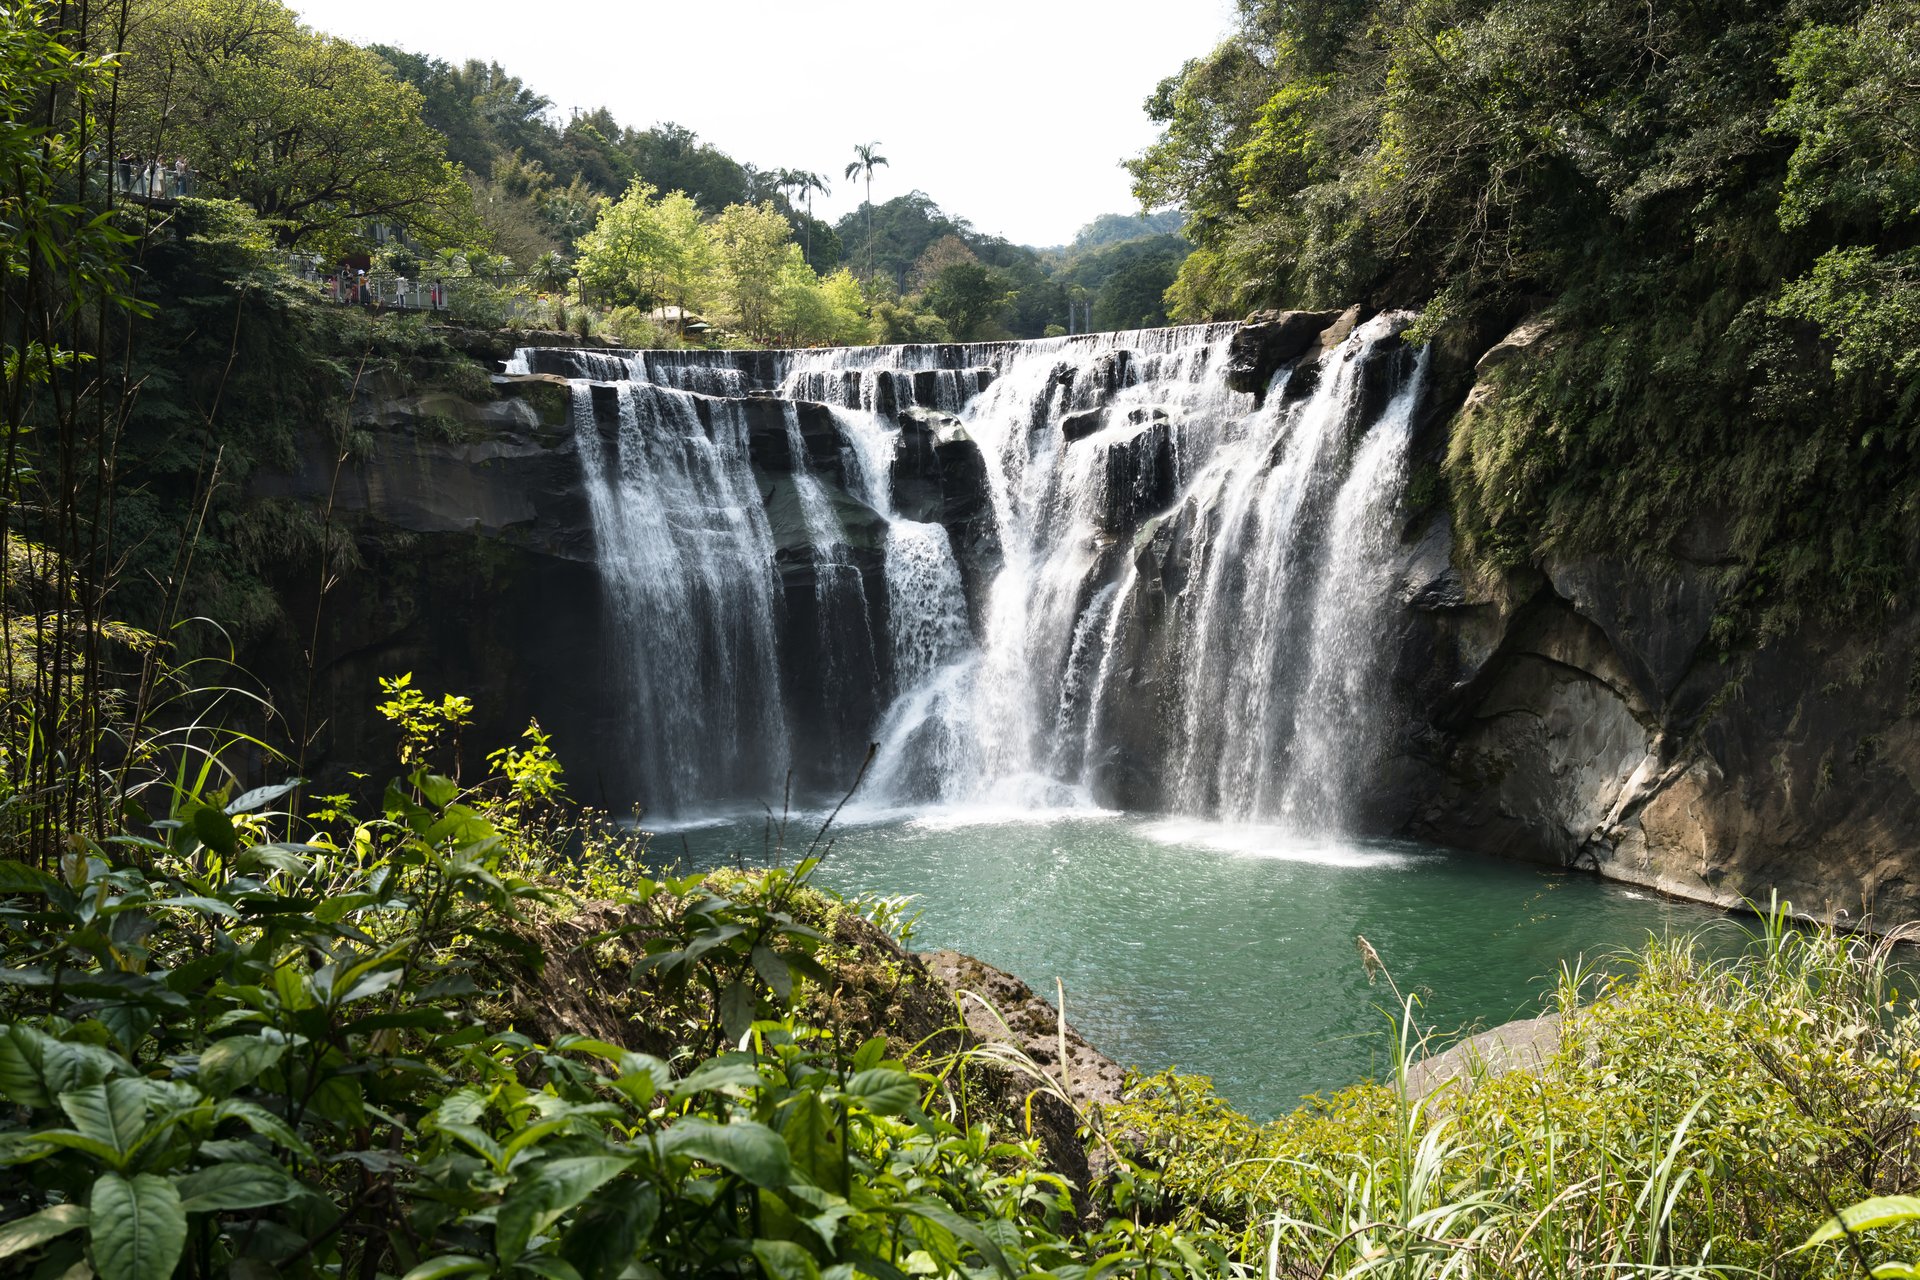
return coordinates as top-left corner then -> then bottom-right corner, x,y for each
322,274 -> 451,312
107,159 -> 196,202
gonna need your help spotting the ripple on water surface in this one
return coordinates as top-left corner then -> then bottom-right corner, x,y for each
654,809 -> 1731,1119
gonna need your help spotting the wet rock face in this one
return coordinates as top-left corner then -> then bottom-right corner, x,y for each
245,377 -> 617,807
1094,415 -> 1178,537
1368,319 -> 1920,923
893,406 -> 1002,608
1226,308 -> 1345,401
734,398 -> 841,474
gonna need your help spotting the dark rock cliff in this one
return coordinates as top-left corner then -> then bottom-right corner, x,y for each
245,373 -> 629,803
1376,320 -> 1920,927
246,322 -> 1920,922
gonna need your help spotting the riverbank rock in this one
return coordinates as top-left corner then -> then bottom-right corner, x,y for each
1374,333 -> 1920,928
504,892 -> 1116,1201
1404,1013 -> 1562,1100
920,950 -> 1125,1202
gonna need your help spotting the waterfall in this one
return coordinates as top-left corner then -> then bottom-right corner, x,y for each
536,313 -> 1428,829
780,406 -> 880,774
567,381 -> 788,818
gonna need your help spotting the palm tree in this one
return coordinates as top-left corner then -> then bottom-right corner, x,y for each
793,170 -> 830,266
845,142 -> 889,272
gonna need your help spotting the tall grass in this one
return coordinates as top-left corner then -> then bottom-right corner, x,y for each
1105,899 -> 1920,1278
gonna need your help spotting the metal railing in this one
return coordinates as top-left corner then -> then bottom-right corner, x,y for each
321,274 -> 451,311
106,159 -> 196,202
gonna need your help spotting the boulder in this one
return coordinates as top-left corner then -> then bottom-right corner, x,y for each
1061,408 -> 1106,442
1405,1013 -> 1562,1100
1278,305 -> 1365,403
1226,308 -> 1344,401
1474,317 -> 1554,374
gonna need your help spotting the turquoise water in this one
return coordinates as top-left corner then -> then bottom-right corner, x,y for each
655,808 -> 1733,1119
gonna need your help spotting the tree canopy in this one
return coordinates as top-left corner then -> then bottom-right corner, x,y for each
119,0 -> 474,252
1130,0 -> 1920,629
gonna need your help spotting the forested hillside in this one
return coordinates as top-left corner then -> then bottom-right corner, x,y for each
1130,0 -> 1920,634
104,0 -> 1191,345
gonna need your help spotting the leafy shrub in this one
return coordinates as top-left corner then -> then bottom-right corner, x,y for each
0,684 -> 1229,1279
1102,906 -> 1920,1277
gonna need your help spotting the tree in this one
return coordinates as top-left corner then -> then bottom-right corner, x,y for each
1091,252 -> 1179,331
630,122 -> 751,212
777,261 -> 866,347
845,141 -> 890,270
909,234 -> 978,291
118,0 -> 475,252
923,261 -> 1015,342
371,48 -> 555,178
785,169 -> 831,265
573,181 -> 712,309
709,201 -> 798,342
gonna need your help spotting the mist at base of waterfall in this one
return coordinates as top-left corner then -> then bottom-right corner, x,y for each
649,808 -> 1728,1119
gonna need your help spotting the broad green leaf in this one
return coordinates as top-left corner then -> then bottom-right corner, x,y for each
0,1026 -> 122,1106
844,1069 -> 917,1117
0,1203 -> 89,1259
751,944 -> 792,1001
514,1255 -> 586,1280
752,1240 -> 822,1280
59,1079 -> 149,1162
239,844 -> 313,877
552,1036 -> 637,1063
431,1087 -> 489,1127
437,1122 -> 506,1167
780,1090 -> 843,1194
174,1163 -> 296,1213
398,1256 -> 490,1280
225,780 -> 304,815
560,1182 -> 658,1280
1806,1196 -> 1920,1245
212,1099 -> 314,1160
850,1036 -> 889,1073
417,774 -> 460,809
0,1132 -> 58,1166
890,1199 -> 1014,1280
611,1058 -> 669,1107
657,1119 -> 791,1189
197,1037 -> 286,1096
499,1116 -> 583,1166
494,1156 -> 632,1261
88,1173 -> 186,1280
151,895 -> 240,919
0,1025 -> 53,1106
671,1055 -> 761,1099
191,808 -> 238,858
335,967 -> 404,1006
0,860 -> 60,894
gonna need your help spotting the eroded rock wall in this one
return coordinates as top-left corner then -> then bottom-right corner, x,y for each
1383,325 -> 1920,926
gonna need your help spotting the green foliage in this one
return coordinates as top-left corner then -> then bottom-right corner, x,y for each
1105,907 -> 1920,1277
573,181 -> 713,310
1063,210 -> 1188,253
867,297 -> 952,345
1803,1195 -> 1920,1277
709,202 -> 800,342
1134,0 -> 1920,631
0,682 -> 1238,1279
922,262 -> 1016,343
118,0 -> 476,255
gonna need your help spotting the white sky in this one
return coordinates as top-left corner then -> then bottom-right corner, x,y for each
289,0 -> 1237,247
